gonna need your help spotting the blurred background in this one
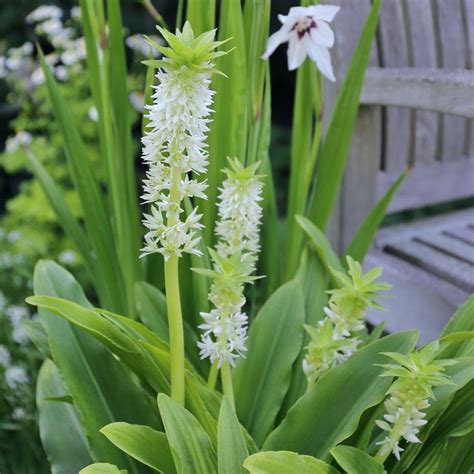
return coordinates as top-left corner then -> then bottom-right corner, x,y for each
0,0 -> 472,471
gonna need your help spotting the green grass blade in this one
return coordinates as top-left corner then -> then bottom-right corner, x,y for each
307,0 -> 381,231
343,169 -> 408,263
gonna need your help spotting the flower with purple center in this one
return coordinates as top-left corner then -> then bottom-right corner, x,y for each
262,4 -> 340,80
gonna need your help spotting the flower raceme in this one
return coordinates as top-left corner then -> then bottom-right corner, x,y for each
140,23 -> 228,261
195,160 -> 264,368
375,342 -> 456,462
303,256 -> 391,385
262,4 -> 340,80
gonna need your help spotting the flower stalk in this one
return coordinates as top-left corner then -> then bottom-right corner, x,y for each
139,22 -> 227,404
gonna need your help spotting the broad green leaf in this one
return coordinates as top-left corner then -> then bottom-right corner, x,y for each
243,451 -> 339,474
343,170 -> 407,263
331,446 -> 384,474
38,48 -> 126,313
307,0 -> 381,231
439,296 -> 474,358
296,215 -> 344,280
185,0 -> 215,34
101,423 -> 176,474
23,319 -> 50,358
263,331 -> 418,460
37,359 -> 92,474
31,260 -> 155,471
217,398 -> 249,474
280,250 -> 328,415
157,394 -> 217,474
134,282 -> 168,341
80,464 -> 127,474
233,280 -> 305,445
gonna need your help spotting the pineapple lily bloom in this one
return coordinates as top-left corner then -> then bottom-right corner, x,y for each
303,256 -> 391,385
374,341 -> 456,462
262,4 -> 340,80
139,22 -> 228,405
196,160 -> 264,369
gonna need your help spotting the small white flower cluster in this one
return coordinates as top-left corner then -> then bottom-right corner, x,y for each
376,396 -> 428,460
6,305 -> 29,345
140,58 -> 214,260
5,131 -> 32,153
374,342 -> 455,462
215,159 -> 264,267
303,257 -> 390,385
197,160 -> 263,367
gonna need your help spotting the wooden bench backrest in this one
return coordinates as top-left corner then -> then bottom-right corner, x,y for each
323,0 -> 474,251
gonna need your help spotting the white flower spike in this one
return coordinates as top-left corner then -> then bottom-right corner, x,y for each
262,4 -> 340,80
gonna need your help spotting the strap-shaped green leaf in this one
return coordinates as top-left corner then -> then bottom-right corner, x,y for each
343,170 -> 407,263
296,215 -> 344,280
217,398 -> 249,474
80,464 -> 127,474
263,331 -> 418,460
243,451 -> 339,474
31,260 -> 156,471
331,446 -> 384,474
37,360 -> 92,474
233,280 -> 305,445
157,394 -> 217,474
101,423 -> 176,474
307,0 -> 381,231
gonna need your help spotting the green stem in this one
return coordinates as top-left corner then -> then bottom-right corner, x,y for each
165,255 -> 185,405
164,166 -> 185,405
221,362 -> 235,410
207,360 -> 219,389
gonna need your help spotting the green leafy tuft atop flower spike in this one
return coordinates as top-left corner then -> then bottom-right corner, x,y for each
143,21 -> 231,74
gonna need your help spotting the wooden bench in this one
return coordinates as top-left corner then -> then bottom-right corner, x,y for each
323,0 -> 474,342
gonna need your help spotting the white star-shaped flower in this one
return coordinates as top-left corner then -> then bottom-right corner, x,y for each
262,5 -> 340,81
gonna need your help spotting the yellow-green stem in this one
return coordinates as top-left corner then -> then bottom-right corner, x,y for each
221,362 -> 235,410
207,360 -> 219,389
165,255 -> 185,405
164,166 -> 185,405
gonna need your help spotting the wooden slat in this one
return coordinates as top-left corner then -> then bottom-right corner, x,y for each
361,68 -> 474,118
415,233 -> 474,265
463,0 -> 474,157
375,208 -> 474,246
436,0 -> 467,161
322,0 -> 381,252
444,227 -> 474,246
377,158 -> 474,212
378,0 -> 411,172
405,0 -> 439,165
386,240 -> 474,293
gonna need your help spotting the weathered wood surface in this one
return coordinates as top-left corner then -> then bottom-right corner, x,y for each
377,158 -> 474,213
436,0 -> 467,162
405,0 -> 439,165
361,68 -> 474,118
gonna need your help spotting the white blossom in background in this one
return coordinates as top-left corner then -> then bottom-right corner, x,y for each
375,342 -> 456,461
262,4 -> 340,80
0,345 -> 11,367
5,366 -> 29,390
197,160 -> 264,367
88,106 -> 99,122
36,17 -> 63,36
58,249 -> 77,265
70,6 -> 81,21
12,407 -> 26,421
140,23 -> 224,261
126,34 -> 163,58
0,291 -> 7,311
5,131 -> 32,153
26,5 -> 62,24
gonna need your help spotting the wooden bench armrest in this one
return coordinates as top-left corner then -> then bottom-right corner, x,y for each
360,67 -> 474,118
